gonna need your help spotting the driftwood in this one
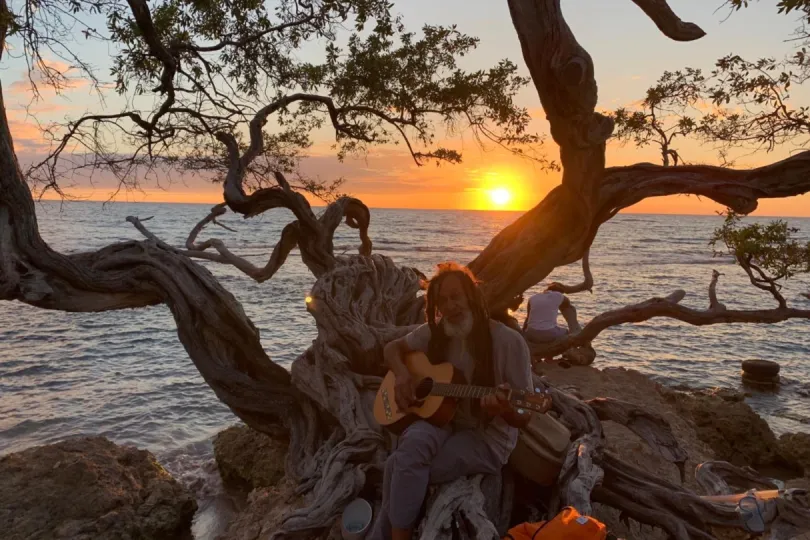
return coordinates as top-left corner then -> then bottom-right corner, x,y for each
3,0 -> 810,539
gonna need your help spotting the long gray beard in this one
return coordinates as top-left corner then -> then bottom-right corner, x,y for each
442,312 -> 474,338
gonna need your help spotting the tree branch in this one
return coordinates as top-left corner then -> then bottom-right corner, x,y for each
586,397 -> 688,481
708,270 -> 725,311
172,8 -> 318,53
628,0 -> 706,41
547,248 -> 593,294
695,461 -> 778,497
598,151 -> 810,220
530,270 -> 810,358
472,0 -> 713,313
744,259 -> 787,308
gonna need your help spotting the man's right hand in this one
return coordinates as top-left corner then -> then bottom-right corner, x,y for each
394,372 -> 417,412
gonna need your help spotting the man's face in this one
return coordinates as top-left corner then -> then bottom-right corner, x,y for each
436,274 -> 472,327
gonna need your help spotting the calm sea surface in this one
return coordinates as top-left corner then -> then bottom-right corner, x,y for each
1,202 -> 808,533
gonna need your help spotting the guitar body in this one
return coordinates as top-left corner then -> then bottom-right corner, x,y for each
373,351 -> 466,435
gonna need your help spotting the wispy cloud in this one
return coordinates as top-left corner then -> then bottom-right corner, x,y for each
7,115 -> 52,153
7,58 -> 93,99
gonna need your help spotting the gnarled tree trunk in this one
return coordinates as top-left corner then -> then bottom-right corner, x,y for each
2,0 -> 810,538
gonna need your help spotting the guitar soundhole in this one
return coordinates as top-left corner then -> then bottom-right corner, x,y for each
414,378 -> 433,400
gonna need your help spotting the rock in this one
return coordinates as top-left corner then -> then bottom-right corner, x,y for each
216,479 -> 304,540
742,359 -> 780,378
538,364 -> 715,490
741,373 -> 780,388
561,344 -> 596,366
213,424 -> 288,491
741,360 -> 781,387
778,433 -> 810,475
704,387 -> 746,403
671,389 -> 786,469
0,436 -> 196,540
211,425 -> 301,540
535,364 -> 800,539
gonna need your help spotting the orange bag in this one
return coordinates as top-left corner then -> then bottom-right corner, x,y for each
504,506 -> 607,540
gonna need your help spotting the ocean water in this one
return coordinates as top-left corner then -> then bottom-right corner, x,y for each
1,202 -> 809,533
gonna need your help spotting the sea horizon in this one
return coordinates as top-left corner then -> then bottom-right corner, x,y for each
30,197 -> 810,219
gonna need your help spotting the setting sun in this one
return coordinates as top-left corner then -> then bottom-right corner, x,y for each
489,188 -> 512,206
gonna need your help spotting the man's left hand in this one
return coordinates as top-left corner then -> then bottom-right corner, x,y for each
481,383 -> 512,417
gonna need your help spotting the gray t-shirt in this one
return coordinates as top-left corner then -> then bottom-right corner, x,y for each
405,319 -> 533,464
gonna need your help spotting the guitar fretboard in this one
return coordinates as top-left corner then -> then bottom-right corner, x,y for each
430,383 -> 500,399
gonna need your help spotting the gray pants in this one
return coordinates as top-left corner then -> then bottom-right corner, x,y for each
368,420 -> 500,539
524,326 -> 567,344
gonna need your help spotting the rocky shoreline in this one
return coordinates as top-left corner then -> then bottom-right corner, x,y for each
2,365 -> 808,540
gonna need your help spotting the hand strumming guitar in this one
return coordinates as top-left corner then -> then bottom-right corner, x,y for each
393,371 -> 418,412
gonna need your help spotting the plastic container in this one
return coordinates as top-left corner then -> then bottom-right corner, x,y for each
341,498 -> 373,540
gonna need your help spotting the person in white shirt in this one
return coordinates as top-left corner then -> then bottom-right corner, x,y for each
522,288 -> 572,345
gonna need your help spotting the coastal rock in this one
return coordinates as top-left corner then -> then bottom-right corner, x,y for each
538,365 -> 717,540
0,436 -> 196,540
213,423 -> 288,491
540,365 -> 715,485
669,388 -> 794,471
216,479 -> 304,540
778,432 -> 810,475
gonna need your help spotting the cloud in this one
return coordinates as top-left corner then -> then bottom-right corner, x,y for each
7,117 -> 51,153
6,58 -> 92,98
631,75 -> 643,81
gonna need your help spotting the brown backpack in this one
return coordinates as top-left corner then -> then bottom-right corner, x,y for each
508,412 -> 571,486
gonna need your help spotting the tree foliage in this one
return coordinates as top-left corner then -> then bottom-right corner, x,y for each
617,1 -> 810,305
613,2 -> 810,167
611,69 -> 703,166
711,211 -> 810,282
4,0 -> 551,200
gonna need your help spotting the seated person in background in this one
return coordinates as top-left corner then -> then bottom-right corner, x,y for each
369,262 -> 536,540
522,288 -> 572,345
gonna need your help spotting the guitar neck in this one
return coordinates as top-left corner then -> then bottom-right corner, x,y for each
430,383 -> 501,399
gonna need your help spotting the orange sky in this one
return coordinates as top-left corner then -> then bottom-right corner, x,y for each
8,3 -> 810,217
32,139 -> 810,217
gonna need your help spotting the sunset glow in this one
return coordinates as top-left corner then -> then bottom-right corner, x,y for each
11,1 -> 810,218
489,188 -> 511,206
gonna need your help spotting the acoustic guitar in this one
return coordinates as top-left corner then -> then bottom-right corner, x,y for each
373,351 -> 552,434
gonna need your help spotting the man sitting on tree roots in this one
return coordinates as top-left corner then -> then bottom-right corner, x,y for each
370,262 -> 538,540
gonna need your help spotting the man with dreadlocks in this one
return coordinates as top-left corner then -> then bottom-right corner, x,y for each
369,262 -> 537,540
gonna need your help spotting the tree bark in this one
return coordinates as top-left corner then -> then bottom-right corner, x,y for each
4,0 -> 810,538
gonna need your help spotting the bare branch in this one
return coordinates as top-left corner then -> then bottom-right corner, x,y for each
745,259 -> 788,308
695,461 -> 778,497
586,397 -> 688,480
708,270 -> 725,311
185,203 -> 228,251
129,211 -> 300,284
593,454 -> 742,540
530,270 -> 810,358
629,0 -> 707,41
599,150 -> 810,220
127,184 -> 371,283
547,248 -> 593,294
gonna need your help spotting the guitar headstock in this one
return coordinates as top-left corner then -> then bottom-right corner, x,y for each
509,387 -> 552,415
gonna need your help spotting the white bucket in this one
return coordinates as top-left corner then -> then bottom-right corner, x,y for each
341,498 -> 373,540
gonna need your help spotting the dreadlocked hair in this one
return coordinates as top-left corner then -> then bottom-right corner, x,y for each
424,262 -> 494,420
